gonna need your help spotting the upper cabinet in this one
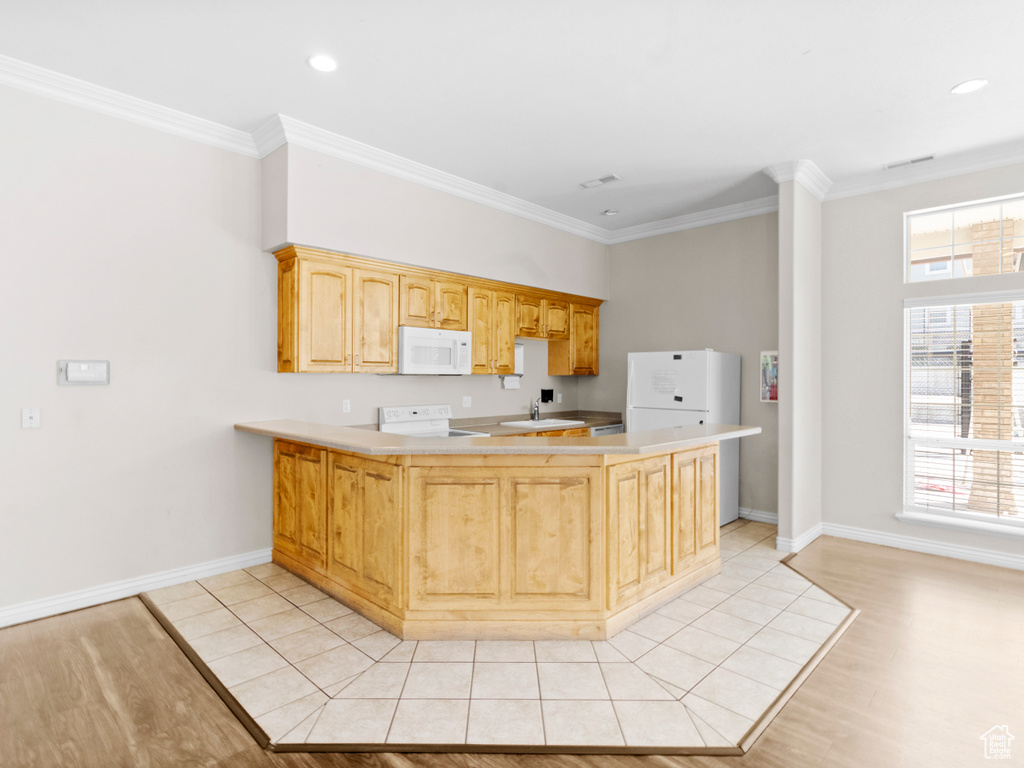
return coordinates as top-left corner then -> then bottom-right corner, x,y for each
278,251 -> 398,373
399,274 -> 468,331
275,246 -> 600,376
516,294 -> 570,340
549,302 -> 599,376
469,285 -> 516,375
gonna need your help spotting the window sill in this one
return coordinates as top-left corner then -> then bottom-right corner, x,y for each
897,510 -> 1024,541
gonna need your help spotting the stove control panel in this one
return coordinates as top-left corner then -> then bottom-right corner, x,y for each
379,404 -> 454,427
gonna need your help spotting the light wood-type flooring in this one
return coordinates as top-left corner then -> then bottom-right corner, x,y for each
2,531 -> 1022,767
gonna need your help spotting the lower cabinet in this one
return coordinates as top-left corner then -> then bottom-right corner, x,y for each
673,444 -> 719,571
273,441 -> 328,569
407,465 -> 601,612
328,453 -> 402,606
606,456 -> 673,609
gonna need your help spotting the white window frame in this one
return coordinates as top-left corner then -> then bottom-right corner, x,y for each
902,190 -> 1024,538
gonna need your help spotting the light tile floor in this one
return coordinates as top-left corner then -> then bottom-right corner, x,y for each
144,521 -> 852,751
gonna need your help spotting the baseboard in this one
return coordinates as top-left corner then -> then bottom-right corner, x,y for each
820,522 -> 1024,572
0,548 -> 273,629
738,508 -> 779,525
776,524 -> 823,554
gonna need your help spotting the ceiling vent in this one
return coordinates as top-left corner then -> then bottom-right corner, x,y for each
580,174 -> 621,189
885,154 -> 935,170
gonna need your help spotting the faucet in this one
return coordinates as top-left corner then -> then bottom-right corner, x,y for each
532,397 -> 541,421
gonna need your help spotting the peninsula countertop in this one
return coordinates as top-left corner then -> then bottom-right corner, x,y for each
234,419 -> 761,456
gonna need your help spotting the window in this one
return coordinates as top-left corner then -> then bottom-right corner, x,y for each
904,193 -> 1024,531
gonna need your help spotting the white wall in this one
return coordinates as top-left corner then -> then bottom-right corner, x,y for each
821,161 -> 1024,557
0,84 -> 607,613
266,144 -> 610,299
579,214 -> 779,514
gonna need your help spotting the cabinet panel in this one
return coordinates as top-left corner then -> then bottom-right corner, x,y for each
399,274 -> 434,328
298,260 -> 352,372
545,298 -> 570,340
673,445 -> 718,572
494,291 -> 516,374
510,472 -> 597,606
328,460 -> 361,579
607,468 -> 641,606
469,287 -> 493,374
409,470 -> 502,606
277,259 -> 297,371
516,294 -> 544,338
570,303 -> 599,375
361,461 -> 401,601
353,269 -> 399,372
273,441 -> 327,568
436,279 -> 468,331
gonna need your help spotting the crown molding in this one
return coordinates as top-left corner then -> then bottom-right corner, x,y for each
763,159 -> 832,201
605,196 -> 779,245
265,114 -> 610,243
0,54 -> 258,157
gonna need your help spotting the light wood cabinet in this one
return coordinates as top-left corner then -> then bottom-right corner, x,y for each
352,268 -> 400,372
278,254 -> 399,373
327,453 -> 402,607
270,439 -> 722,639
399,274 -> 468,331
277,245 -> 601,376
548,302 -> 599,376
273,441 -> 327,568
516,294 -> 570,340
407,465 -> 601,612
516,427 -> 591,437
606,456 -> 672,609
469,285 -> 516,374
672,445 -> 719,572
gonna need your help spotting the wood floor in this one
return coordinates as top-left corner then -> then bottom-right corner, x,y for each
2,535 -> 1021,768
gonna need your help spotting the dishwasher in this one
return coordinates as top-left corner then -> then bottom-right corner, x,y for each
590,423 -> 624,437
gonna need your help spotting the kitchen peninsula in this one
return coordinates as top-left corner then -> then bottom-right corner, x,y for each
235,419 -> 760,640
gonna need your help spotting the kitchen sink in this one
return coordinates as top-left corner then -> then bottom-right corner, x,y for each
499,419 -> 586,429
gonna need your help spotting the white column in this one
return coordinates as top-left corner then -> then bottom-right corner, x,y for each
763,160 -> 830,551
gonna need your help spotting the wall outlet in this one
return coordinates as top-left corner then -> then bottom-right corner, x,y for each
557,393 -> 562,403
342,399 -> 351,413
22,407 -> 40,429
462,396 -> 472,408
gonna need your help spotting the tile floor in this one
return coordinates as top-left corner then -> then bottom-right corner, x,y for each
144,520 -> 853,751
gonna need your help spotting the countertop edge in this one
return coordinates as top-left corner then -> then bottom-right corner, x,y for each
234,420 -> 762,456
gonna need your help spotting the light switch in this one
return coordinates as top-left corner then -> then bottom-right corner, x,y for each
22,408 -> 40,429
342,399 -> 351,413
462,396 -> 472,408
58,360 -> 110,385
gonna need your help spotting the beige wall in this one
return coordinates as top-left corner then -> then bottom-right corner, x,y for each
0,84 -> 606,612
265,144 -> 610,300
580,214 -> 779,514
821,160 -> 1024,556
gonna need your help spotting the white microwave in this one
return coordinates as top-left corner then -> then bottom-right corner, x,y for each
398,326 -> 472,375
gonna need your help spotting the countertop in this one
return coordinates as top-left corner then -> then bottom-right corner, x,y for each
234,419 -> 761,456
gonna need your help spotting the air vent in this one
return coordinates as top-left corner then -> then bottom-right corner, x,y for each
580,174 -> 621,189
885,154 -> 935,170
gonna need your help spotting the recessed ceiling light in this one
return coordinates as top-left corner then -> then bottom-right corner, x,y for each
601,209 -> 619,216
950,78 -> 988,95
307,54 -> 338,73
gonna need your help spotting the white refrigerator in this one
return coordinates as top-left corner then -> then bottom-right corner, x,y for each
626,349 -> 742,524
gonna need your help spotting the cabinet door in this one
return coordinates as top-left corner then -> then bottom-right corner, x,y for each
508,469 -> 600,610
408,467 -> 502,608
297,260 -> 352,372
273,441 -> 327,568
278,259 -> 298,371
672,445 -> 719,572
570,303 -> 599,375
328,453 -> 402,607
606,456 -> 672,608
435,279 -> 468,331
353,269 -> 399,372
468,286 -> 493,374
494,290 -> 516,374
399,274 -> 435,328
516,294 -> 545,338
545,298 -> 570,340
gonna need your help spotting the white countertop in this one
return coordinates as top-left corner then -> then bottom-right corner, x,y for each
234,419 -> 762,456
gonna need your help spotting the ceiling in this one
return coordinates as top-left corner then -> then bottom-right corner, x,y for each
2,0 -> 1023,234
